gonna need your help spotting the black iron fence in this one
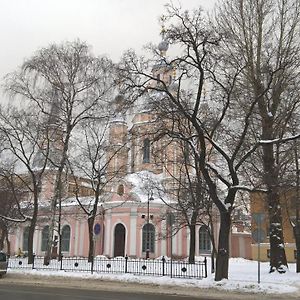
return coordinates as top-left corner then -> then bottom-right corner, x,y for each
8,255 -> 207,279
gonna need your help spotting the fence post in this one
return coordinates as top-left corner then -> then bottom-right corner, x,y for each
125,255 -> 128,273
204,256 -> 207,278
60,254 -> 63,271
32,254 -> 35,270
162,256 -> 165,276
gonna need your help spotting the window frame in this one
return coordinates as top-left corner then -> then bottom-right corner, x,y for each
199,225 -> 211,253
142,223 -> 155,253
61,225 -> 71,252
143,138 -> 151,163
41,225 -> 49,252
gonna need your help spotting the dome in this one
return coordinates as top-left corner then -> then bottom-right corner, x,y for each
158,40 -> 169,53
114,93 -> 125,104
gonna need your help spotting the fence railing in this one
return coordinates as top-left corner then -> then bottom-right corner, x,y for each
8,255 -> 207,279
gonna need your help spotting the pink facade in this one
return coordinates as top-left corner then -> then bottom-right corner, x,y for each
9,200 -> 212,259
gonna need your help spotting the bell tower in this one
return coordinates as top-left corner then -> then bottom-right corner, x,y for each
151,24 -> 174,87
106,94 -> 129,178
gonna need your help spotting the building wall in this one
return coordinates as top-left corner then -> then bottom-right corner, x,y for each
250,192 -> 297,262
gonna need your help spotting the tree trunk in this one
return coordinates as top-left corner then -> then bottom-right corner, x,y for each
293,224 -> 300,273
261,122 -> 287,272
5,232 -> 10,255
215,211 -> 231,281
267,190 -> 288,272
28,187 -> 39,265
27,221 -> 35,264
0,227 -> 4,250
88,216 -> 95,263
188,224 -> 196,264
211,250 -> 215,274
44,169 -> 64,265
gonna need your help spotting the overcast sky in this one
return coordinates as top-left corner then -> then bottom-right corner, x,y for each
0,0 -> 215,98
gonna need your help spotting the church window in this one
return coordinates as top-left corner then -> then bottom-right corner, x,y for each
143,138 -> 150,163
184,141 -> 190,163
142,223 -> 155,253
41,225 -> 49,251
61,225 -> 71,252
117,184 -> 125,196
199,225 -> 211,252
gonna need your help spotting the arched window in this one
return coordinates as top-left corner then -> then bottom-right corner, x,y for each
41,225 -> 49,251
61,225 -> 71,252
183,141 -> 190,163
142,223 -> 155,253
199,225 -> 211,252
22,226 -> 30,252
117,184 -> 124,196
143,138 -> 150,163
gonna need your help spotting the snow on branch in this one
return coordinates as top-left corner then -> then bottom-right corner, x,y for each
0,214 -> 32,223
259,133 -> 300,144
229,185 -> 268,193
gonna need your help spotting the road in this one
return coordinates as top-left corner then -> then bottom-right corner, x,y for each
0,272 -> 299,300
0,284 -> 213,300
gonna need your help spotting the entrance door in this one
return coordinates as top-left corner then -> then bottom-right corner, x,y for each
114,223 -> 126,257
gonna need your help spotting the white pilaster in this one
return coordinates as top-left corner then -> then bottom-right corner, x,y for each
105,210 -> 112,256
74,220 -> 79,255
130,208 -> 137,256
161,220 -> 167,256
79,221 -> 85,256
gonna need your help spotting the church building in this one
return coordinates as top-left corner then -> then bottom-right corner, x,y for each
8,33 -> 251,261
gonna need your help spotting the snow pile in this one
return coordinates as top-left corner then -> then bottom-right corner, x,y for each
8,258 -> 300,296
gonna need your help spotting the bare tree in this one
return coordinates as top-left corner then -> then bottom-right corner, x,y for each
67,115 -> 128,262
279,119 -> 300,272
0,180 -> 22,253
4,40 -> 114,264
0,106 -> 51,263
216,0 -> 300,272
117,5 -> 268,281
150,126 -> 217,265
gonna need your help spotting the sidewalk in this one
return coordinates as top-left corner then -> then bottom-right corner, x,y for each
1,269 -> 300,300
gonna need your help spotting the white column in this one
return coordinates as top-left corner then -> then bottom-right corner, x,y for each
74,220 -> 79,256
105,210 -> 112,256
130,208 -> 137,256
186,227 -> 190,256
33,229 -> 39,255
16,228 -> 21,252
177,228 -> 182,256
161,220 -> 167,256
173,230 -> 178,255
79,221 -> 85,256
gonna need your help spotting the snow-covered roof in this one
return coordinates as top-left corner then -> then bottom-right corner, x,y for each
125,170 -> 168,203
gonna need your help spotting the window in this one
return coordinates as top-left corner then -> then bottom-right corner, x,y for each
143,138 -> 150,163
117,184 -> 125,196
0,252 -> 6,262
41,225 -> 49,251
22,227 -> 30,252
142,223 -> 155,253
183,141 -> 190,163
61,225 -> 71,252
199,225 -> 211,252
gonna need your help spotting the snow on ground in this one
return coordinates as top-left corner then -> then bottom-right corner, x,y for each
7,258 -> 300,295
